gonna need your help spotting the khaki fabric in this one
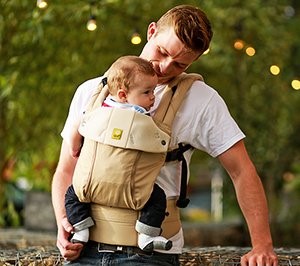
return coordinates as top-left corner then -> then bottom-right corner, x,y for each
154,73 -> 203,125
79,107 -> 170,153
72,73 -> 203,245
73,138 -> 168,209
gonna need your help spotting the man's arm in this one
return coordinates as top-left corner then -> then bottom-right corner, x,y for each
218,140 -> 278,266
51,140 -> 83,261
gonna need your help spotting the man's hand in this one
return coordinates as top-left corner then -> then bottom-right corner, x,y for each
241,246 -> 278,266
56,217 -> 84,261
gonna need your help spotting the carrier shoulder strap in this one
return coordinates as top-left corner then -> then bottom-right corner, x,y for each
86,72 -> 203,124
85,74 -> 109,113
153,72 -> 203,127
154,72 -> 204,208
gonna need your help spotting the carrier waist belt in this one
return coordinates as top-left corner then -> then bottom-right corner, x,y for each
89,198 -> 181,246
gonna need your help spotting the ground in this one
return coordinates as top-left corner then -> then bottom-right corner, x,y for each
0,228 -> 299,265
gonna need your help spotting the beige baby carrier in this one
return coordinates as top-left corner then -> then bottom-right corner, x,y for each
72,72 -> 203,246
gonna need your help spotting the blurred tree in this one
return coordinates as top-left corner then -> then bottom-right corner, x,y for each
188,0 -> 300,245
0,0 -> 299,244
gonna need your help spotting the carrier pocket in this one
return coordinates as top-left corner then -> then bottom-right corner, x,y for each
72,138 -> 167,209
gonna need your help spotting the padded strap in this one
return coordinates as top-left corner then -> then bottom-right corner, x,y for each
85,74 -> 109,113
153,73 -> 203,126
86,73 -> 203,127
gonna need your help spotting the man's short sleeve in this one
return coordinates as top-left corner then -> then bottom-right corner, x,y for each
61,77 -> 102,145
169,80 -> 245,158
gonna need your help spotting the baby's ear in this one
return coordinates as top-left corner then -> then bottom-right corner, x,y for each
117,89 -> 128,102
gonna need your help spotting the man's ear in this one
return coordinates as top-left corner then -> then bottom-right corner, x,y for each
147,22 -> 157,41
117,89 -> 127,102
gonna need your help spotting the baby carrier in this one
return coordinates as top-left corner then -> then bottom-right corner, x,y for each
72,72 -> 203,246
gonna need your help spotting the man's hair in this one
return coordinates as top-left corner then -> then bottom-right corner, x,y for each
156,5 -> 213,55
107,55 -> 156,94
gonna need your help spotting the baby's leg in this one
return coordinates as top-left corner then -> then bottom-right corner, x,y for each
136,222 -> 172,251
65,185 -> 94,243
135,184 -> 172,251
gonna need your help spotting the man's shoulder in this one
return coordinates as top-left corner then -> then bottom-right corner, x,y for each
187,79 -> 219,102
180,80 -> 229,118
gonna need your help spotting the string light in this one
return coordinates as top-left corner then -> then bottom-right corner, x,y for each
87,15 -> 97,31
270,65 -> 280,75
33,2 -> 299,90
232,38 -> 297,89
291,79 -> 300,90
87,1 -> 97,31
245,46 -> 255,56
36,0 -> 48,9
233,39 -> 245,50
131,32 -> 141,45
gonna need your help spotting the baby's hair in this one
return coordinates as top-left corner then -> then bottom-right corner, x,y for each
107,55 -> 156,95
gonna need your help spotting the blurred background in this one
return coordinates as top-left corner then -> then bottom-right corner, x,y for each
0,0 -> 299,248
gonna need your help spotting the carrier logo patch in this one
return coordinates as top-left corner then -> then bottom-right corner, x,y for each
112,128 -> 123,140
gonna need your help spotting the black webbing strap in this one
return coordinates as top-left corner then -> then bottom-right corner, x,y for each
102,77 -> 108,87
166,143 -> 192,208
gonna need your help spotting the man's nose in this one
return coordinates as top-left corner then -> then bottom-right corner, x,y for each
159,58 -> 172,75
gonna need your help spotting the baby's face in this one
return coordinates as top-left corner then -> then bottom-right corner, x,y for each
126,73 -> 158,111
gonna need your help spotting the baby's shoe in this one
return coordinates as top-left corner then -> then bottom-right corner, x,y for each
71,217 -> 94,243
138,233 -> 172,252
71,228 -> 89,243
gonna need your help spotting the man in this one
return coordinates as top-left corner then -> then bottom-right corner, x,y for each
52,5 -> 278,266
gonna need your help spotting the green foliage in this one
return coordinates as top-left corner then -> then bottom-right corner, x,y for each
191,0 -> 300,207
0,0 -> 299,242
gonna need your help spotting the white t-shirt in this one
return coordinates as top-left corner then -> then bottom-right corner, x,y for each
61,76 -> 245,253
